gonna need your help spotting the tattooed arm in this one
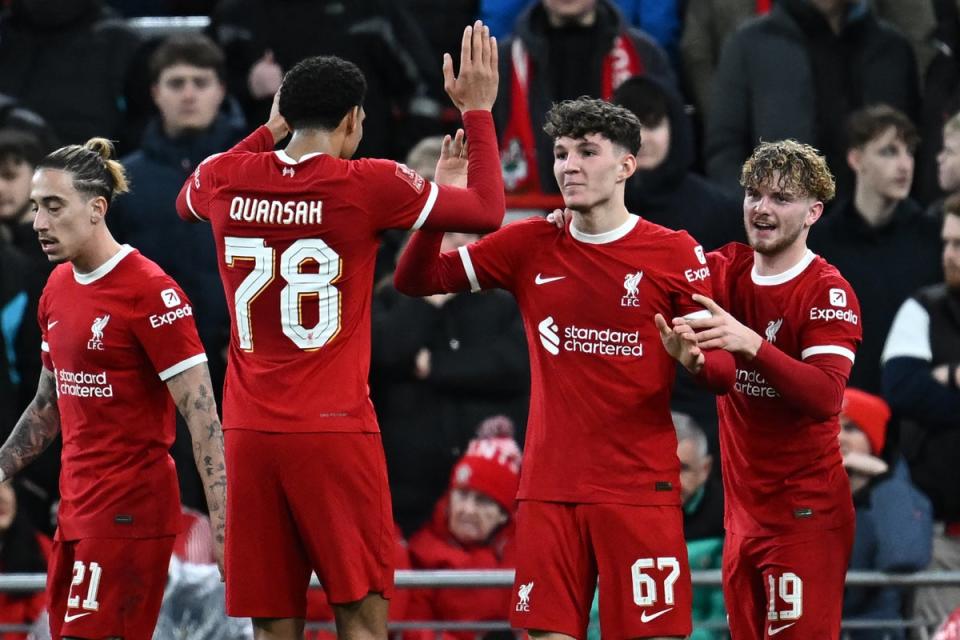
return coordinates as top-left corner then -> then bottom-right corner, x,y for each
166,363 -> 227,578
0,368 -> 61,482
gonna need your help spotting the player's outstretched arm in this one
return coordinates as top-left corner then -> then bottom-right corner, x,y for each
0,368 -> 60,483
166,364 -> 227,578
419,21 -> 504,233
394,230 -> 472,296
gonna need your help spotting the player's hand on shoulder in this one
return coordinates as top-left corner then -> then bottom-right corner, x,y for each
443,20 -> 498,112
686,294 -> 764,359
435,129 -> 468,188
545,208 -> 573,229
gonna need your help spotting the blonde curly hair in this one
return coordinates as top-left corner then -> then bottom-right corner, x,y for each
740,140 -> 836,203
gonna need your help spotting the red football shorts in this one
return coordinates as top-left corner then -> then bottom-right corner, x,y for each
510,501 -> 692,638
723,523 -> 855,639
46,535 -> 175,640
224,430 -> 395,618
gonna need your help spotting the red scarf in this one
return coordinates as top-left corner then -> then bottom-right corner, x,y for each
500,34 -> 643,194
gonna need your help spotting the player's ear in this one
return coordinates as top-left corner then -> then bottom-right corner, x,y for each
847,148 -> 862,173
88,195 -> 108,224
806,200 -> 824,226
618,152 -> 637,182
345,106 -> 361,134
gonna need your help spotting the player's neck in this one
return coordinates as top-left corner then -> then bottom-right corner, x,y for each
285,129 -> 343,160
752,240 -> 811,277
72,234 -> 124,274
571,202 -> 630,236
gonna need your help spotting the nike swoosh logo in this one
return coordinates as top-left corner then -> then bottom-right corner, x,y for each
640,607 -> 673,623
64,611 -> 92,623
767,622 -> 796,636
535,274 -> 566,285
47,320 -> 59,329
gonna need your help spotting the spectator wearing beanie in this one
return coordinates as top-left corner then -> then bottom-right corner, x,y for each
840,388 -> 933,640
404,416 -> 521,640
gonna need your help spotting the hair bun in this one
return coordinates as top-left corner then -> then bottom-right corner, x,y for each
83,137 -> 116,161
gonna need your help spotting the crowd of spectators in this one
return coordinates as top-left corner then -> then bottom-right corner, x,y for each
0,0 -> 959,637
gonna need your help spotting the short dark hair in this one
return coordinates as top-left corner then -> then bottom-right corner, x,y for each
149,33 -> 226,85
543,96 -> 641,154
0,129 -> 45,168
612,76 -> 669,128
846,104 -> 919,152
279,56 -> 367,131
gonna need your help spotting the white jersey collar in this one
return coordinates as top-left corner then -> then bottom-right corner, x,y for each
73,244 -> 134,285
570,214 -> 639,245
751,249 -> 816,286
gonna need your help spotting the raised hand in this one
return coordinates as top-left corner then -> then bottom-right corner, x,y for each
684,294 -> 764,358
656,313 -> 704,374
265,89 -> 290,144
443,20 -> 499,112
435,128 -> 468,188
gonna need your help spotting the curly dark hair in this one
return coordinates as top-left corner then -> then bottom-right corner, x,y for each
740,140 -> 836,202
279,56 -> 367,131
543,96 -> 641,154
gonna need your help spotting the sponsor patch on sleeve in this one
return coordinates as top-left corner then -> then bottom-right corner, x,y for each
395,163 -> 426,194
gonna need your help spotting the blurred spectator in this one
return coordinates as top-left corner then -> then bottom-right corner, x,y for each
929,111 -> 960,219
109,33 -> 241,512
881,194 -> 960,625
613,75 -> 742,251
0,0 -> 140,146
210,0 -> 441,159
587,411 -> 724,640
810,104 -> 942,394
482,0 -> 681,58
493,0 -> 675,195
0,481 -> 51,640
372,232 -> 529,535
0,94 -> 57,158
916,0 -> 960,205
0,130 -> 57,537
839,388 -> 933,640
936,606 -> 960,640
403,416 -> 520,640
679,0 -> 767,123
705,0 -> 920,198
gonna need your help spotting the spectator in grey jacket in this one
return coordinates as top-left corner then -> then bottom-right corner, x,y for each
705,0 -> 919,198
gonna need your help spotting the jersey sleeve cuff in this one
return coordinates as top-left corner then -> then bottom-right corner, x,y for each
158,353 -> 208,381
410,181 -> 438,230
458,245 -> 481,292
800,345 -> 856,364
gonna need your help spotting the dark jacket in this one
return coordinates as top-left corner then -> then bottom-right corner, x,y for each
706,0 -> 920,196
493,0 -> 675,193
211,0 -> 441,159
623,77 -> 744,251
371,285 -> 529,535
843,459 -> 933,640
809,198 -> 942,393
0,0 -> 140,145
110,106 -> 247,368
882,283 -> 960,521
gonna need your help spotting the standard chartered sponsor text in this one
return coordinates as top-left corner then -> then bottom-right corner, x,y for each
734,368 -> 779,398
56,369 -> 113,398
564,325 -> 643,357
229,196 -> 323,225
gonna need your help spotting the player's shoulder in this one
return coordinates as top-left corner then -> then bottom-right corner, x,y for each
706,241 -> 752,272
116,248 -> 181,292
350,157 -> 429,193
40,263 -> 74,295
801,254 -> 860,304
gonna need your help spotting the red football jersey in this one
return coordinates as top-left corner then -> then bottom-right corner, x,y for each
459,215 -> 713,505
709,243 -> 861,535
180,146 -> 442,432
38,246 -> 206,540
